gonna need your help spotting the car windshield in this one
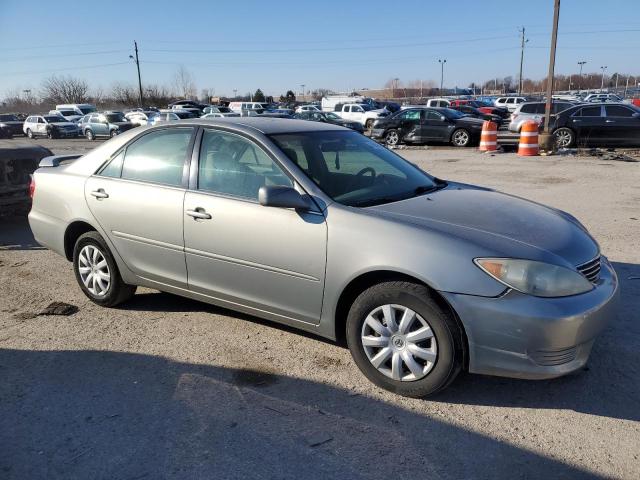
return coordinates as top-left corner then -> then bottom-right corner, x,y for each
0,114 -> 18,121
217,107 -> 231,113
59,111 -> 76,117
326,112 -> 341,120
44,115 -> 66,122
441,108 -> 465,119
270,130 -> 441,207
174,111 -> 195,119
78,106 -> 96,114
105,113 -> 126,122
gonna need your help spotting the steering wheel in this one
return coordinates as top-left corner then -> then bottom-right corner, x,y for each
346,166 -> 377,192
356,167 -> 376,178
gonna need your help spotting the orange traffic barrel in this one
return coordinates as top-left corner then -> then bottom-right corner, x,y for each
479,120 -> 497,152
518,121 -> 539,156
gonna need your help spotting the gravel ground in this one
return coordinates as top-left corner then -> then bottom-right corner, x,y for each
1,139 -> 639,480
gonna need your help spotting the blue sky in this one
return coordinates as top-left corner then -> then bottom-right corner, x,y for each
1,0 -> 638,97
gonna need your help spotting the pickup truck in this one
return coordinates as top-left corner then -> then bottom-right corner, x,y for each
333,103 -> 388,129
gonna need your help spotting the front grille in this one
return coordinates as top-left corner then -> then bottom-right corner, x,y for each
531,346 -> 577,366
577,256 -> 601,283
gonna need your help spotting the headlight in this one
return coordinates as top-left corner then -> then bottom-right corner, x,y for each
474,258 -> 593,297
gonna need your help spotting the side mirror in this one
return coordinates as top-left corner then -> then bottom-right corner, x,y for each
258,185 -> 311,211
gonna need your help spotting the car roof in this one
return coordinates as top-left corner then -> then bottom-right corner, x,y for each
176,117 -> 344,134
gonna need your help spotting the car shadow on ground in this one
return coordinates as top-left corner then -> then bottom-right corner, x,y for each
0,348 -> 608,480
119,262 -> 640,426
0,215 -> 45,251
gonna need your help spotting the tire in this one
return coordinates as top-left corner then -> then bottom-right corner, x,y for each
346,281 -> 463,397
26,129 -> 34,139
46,129 -> 56,139
73,231 -> 136,307
110,129 -> 117,138
553,127 -> 575,148
85,129 -> 95,141
384,129 -> 400,146
451,128 -> 471,147
365,119 -> 374,131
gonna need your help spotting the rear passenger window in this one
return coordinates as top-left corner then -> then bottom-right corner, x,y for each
577,106 -> 602,117
120,128 -> 193,186
605,106 -> 635,117
99,151 -> 124,178
520,104 -> 535,114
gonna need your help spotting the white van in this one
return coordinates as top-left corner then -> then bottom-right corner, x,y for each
55,103 -> 97,116
321,95 -> 365,112
228,102 -> 270,116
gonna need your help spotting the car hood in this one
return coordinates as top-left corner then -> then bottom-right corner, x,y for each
367,182 -> 598,267
50,121 -> 77,127
1,120 -> 23,126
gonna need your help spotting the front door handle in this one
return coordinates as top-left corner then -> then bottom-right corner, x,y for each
186,208 -> 212,220
90,189 -> 109,199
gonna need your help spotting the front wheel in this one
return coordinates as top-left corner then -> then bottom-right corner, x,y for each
384,129 -> 400,146
26,129 -> 34,139
346,281 -> 463,397
110,129 -> 118,138
365,119 -> 374,131
85,129 -> 95,141
553,127 -> 575,148
451,128 -> 471,147
73,231 -> 136,307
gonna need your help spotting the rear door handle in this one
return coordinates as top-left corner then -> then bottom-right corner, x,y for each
90,189 -> 109,199
186,208 -> 212,220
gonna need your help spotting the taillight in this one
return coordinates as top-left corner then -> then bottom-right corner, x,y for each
28,175 -> 35,199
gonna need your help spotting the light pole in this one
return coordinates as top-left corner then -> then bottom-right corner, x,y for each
600,66 -> 607,90
438,59 -> 446,93
577,60 -> 586,90
233,89 -> 237,99
518,27 -> 529,95
300,84 -> 305,100
128,41 -> 143,107
542,0 -> 560,138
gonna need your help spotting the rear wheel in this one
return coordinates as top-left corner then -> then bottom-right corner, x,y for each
384,129 -> 400,146
73,231 -> 136,307
346,281 -> 463,397
451,128 -> 471,147
85,129 -> 95,141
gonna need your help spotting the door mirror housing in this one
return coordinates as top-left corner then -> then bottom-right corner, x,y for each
259,185 -> 311,211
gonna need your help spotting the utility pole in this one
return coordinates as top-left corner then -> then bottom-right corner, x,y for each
129,41 -> 143,107
577,60 -> 586,90
542,0 -> 561,137
300,84 -> 305,100
438,59 -> 446,93
233,89 -> 237,99
600,66 -> 607,90
518,27 -> 528,95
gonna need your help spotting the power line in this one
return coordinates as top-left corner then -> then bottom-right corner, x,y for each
2,61 -> 131,77
0,49 -> 129,63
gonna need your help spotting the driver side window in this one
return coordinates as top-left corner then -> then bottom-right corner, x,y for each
198,130 -> 292,201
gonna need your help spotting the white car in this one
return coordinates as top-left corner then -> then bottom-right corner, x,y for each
494,97 -> 527,112
202,105 -> 240,117
125,111 -> 160,127
23,114 -> 79,139
583,93 -> 623,103
201,113 -> 224,119
295,104 -> 322,113
48,109 -> 83,122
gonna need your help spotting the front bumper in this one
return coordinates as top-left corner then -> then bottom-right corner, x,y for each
371,128 -> 385,139
441,257 -> 619,379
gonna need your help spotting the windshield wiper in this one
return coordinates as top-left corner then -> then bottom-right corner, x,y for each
414,181 -> 447,196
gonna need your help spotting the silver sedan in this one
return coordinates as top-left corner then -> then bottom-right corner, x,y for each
28,118 -> 618,397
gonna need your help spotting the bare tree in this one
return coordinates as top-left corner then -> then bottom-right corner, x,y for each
41,75 -> 89,103
173,66 -> 196,99
110,83 -> 138,107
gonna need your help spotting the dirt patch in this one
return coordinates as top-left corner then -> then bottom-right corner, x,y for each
314,355 -> 345,369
